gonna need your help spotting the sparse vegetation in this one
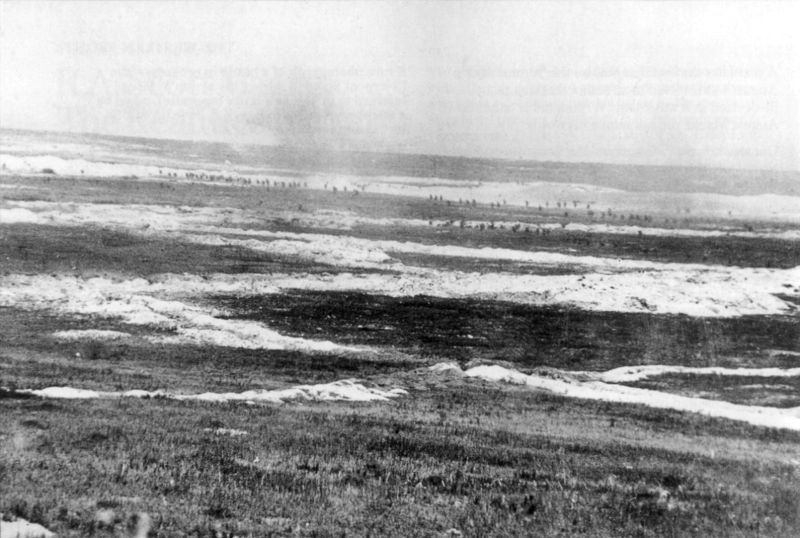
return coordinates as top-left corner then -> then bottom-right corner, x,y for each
2,380 -> 800,537
1,140 -> 799,536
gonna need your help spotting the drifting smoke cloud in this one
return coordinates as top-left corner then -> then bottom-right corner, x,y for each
247,69 -> 354,149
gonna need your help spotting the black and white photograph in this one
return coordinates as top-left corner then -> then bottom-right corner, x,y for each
1,1 -> 799,536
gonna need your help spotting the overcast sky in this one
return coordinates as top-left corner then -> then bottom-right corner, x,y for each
1,1 -> 798,170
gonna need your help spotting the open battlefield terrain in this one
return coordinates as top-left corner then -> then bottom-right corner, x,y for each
1,129 -> 800,537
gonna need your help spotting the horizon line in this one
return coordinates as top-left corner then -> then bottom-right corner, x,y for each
2,125 -> 798,176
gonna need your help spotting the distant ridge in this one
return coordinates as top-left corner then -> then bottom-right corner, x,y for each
2,128 -> 799,196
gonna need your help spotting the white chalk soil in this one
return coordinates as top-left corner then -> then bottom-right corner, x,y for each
9,360 -> 800,431
4,152 -> 800,224
0,274 -> 366,354
429,363 -> 800,432
203,428 -> 249,436
52,329 -> 132,341
0,518 -> 55,538
2,174 -> 799,432
1,200 -> 798,317
592,364 -> 800,383
19,379 -> 407,404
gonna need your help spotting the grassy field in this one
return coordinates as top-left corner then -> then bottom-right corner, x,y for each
217,291 -> 800,369
3,381 -> 800,537
2,170 -> 800,536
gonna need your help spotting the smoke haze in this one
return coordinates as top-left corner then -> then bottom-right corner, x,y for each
1,1 -> 798,170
